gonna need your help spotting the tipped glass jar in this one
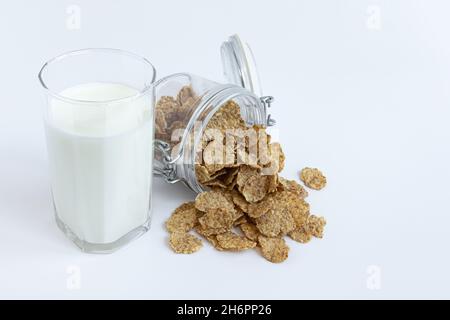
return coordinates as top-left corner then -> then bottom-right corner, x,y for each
153,35 -> 276,193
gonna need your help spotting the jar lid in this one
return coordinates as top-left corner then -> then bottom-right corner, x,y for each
221,35 -> 263,97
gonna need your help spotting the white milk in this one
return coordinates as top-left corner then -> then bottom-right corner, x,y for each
45,83 -> 153,244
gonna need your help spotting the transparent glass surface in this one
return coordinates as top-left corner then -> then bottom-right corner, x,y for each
38,49 -> 156,253
153,73 -> 266,193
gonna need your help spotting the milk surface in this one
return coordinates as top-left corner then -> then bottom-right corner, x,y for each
45,83 -> 153,244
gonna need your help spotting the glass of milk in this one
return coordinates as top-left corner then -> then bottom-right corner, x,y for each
38,49 -> 156,253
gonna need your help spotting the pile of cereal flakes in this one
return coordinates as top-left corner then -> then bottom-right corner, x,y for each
161,87 -> 327,263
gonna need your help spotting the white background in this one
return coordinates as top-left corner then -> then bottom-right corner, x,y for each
1,0 -> 449,299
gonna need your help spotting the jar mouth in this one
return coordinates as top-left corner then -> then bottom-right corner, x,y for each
180,85 -> 265,193
38,48 -> 156,105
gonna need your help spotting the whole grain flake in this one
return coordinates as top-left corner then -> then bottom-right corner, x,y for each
169,232 -> 203,254
300,167 -> 327,190
216,232 -> 257,251
165,202 -> 199,233
258,235 -> 290,263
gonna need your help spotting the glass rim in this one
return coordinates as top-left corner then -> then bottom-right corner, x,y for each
38,48 -> 157,105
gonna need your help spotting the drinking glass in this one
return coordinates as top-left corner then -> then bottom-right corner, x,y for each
38,48 -> 156,253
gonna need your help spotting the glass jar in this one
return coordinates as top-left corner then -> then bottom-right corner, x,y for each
153,35 -> 276,193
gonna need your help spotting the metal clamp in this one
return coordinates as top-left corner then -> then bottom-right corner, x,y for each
260,96 -> 276,127
154,140 -> 181,184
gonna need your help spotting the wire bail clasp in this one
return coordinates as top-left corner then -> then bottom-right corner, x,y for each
260,96 -> 276,127
153,140 -> 181,184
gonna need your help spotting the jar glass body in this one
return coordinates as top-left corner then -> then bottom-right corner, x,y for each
153,73 -> 268,193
